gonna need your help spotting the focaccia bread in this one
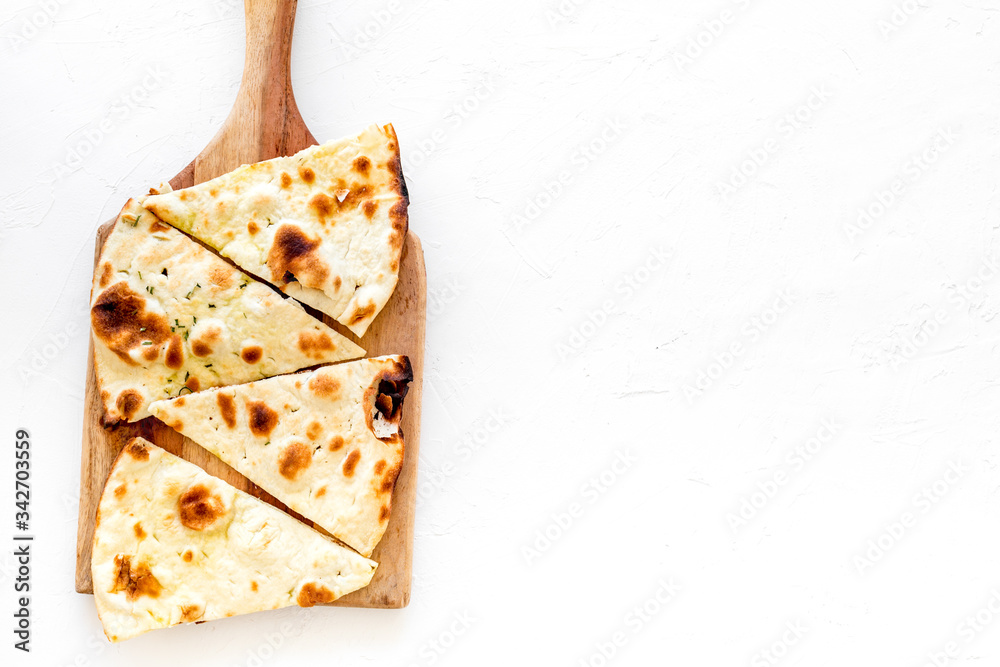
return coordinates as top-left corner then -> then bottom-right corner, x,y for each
90,198 -> 364,424
149,355 -> 412,556
92,438 -> 377,642
144,124 -> 409,337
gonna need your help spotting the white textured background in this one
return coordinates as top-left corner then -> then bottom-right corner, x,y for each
2,0 -> 1000,665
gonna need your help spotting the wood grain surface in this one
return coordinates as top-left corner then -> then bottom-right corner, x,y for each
74,0 -> 424,609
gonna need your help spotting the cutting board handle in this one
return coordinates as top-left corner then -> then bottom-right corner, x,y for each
192,0 -> 317,182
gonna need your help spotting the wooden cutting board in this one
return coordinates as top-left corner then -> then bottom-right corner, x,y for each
74,0 -> 425,609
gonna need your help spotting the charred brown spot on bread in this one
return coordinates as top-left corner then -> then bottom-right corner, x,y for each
388,200 -> 408,251
133,522 -> 146,539
179,190 -> 191,201
191,325 -> 222,357
344,184 -> 371,210
381,462 -> 401,493
384,126 -> 409,197
251,580 -> 259,591
267,224 -> 330,289
298,166 -> 315,184
111,555 -> 162,600
347,302 -> 376,326
191,340 -> 212,357
278,441 -> 312,480
185,376 -> 200,393
124,439 -> 149,461
182,550 -> 193,562
209,266 -> 234,289
178,484 -> 227,531
180,604 -> 204,622
191,325 -> 221,358
353,156 -> 371,174
342,449 -> 361,477
280,172 -> 293,188
363,199 -> 378,218
241,345 -> 263,364
174,396 -> 186,407
328,435 -> 345,451
297,582 -> 335,607
315,486 -> 327,498
390,201 -> 407,224
216,392 -> 237,428
374,459 -> 387,474
98,262 -> 113,288
141,344 -> 159,361
333,275 -> 342,290
116,390 -> 142,421
328,180 -> 373,212
114,483 -> 127,498
309,373 -> 341,399
247,220 -> 260,234
91,282 -> 172,366
165,334 -> 184,369
247,400 -> 278,437
364,357 -> 413,441
379,504 -> 390,522
306,421 -> 323,441
297,330 -> 335,359
149,220 -> 170,233
169,419 -> 184,430
310,193 -> 335,221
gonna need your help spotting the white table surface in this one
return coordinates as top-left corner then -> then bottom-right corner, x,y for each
2,0 -> 999,664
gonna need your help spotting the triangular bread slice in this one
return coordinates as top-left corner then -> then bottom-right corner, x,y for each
149,355 -> 412,556
144,124 -> 409,337
91,198 -> 364,425
92,438 -> 377,642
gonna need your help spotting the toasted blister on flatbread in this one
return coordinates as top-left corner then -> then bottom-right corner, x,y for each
90,198 -> 365,425
144,124 -> 409,337
149,355 -> 412,556
91,438 -> 377,642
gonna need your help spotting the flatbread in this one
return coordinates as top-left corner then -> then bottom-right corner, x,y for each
91,198 -> 364,424
92,438 -> 377,642
149,355 -> 412,556
144,124 -> 409,337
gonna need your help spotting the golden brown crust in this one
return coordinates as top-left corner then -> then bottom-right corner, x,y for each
241,345 -> 263,364
115,390 -> 143,421
267,225 -> 329,289
341,449 -> 361,477
278,442 -> 312,480
111,555 -> 162,601
177,484 -> 227,531
91,282 -> 172,366
296,582 -> 334,607
308,373 -> 340,399
297,331 -> 335,359
247,400 -> 279,437
124,438 -> 150,461
217,392 -> 237,428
